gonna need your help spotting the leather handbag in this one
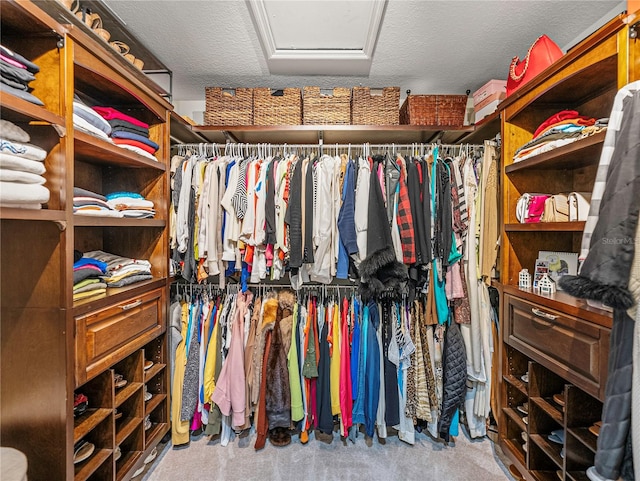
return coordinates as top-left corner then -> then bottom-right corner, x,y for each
568,191 -> 592,221
541,194 -> 569,222
507,35 -> 564,96
516,193 -> 551,223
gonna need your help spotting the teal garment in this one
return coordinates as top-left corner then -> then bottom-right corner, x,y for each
433,258 -> 450,324
352,302 -> 368,425
449,408 -> 460,437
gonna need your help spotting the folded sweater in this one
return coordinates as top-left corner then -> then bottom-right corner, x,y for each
92,107 -> 149,129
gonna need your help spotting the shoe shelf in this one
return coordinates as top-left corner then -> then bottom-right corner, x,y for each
567,471 -> 591,481
530,397 -> 563,425
116,450 -> 143,481
116,416 -> 142,446
145,422 -> 168,448
144,363 -> 166,383
74,448 -> 113,481
503,407 -> 527,433
567,427 -> 597,453
115,382 -> 143,408
74,408 -> 112,444
530,434 -> 563,470
503,374 -> 528,397
145,393 -> 166,415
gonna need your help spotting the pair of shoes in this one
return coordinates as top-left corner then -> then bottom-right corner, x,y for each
521,373 -> 529,383
144,447 -> 157,464
144,415 -> 152,430
523,416 -> 528,425
589,422 -> 601,437
114,445 -> 121,462
144,359 -> 154,371
74,393 -> 89,417
508,464 -> 524,481
144,386 -> 152,402
73,440 -> 95,464
521,431 -> 528,442
269,427 -> 292,447
517,402 -> 528,415
556,470 -> 563,480
114,373 -> 127,389
131,465 -> 145,478
114,409 -> 123,420
548,428 -> 564,444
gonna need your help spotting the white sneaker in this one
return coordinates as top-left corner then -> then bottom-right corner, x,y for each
132,465 -> 145,478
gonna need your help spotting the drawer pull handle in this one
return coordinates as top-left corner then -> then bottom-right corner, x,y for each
120,300 -> 142,310
531,308 -> 558,321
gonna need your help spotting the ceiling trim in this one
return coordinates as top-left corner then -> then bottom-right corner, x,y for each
246,0 -> 387,75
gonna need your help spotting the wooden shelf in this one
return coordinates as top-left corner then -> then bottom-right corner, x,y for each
504,374 -> 528,397
506,130 -> 606,173
503,406 -> 527,432
74,448 -> 112,481
503,438 -> 527,467
145,393 -> 166,415
530,470 -> 561,481
0,0 -> 67,35
74,130 -> 165,171
567,471 -> 590,481
531,397 -> 564,425
0,208 -> 66,222
115,450 -> 143,481
505,222 -> 585,232
116,417 -> 142,446
115,382 -> 142,408
0,90 -> 65,126
567,427 -> 598,453
74,216 -> 165,227
144,363 -> 166,383
457,110 -> 501,144
170,111 -> 208,144
74,408 -> 112,443
192,124 -> 475,144
72,278 -> 167,316
145,422 -> 169,448
530,433 -> 563,469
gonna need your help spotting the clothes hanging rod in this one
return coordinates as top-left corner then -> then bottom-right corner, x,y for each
174,142 -> 485,151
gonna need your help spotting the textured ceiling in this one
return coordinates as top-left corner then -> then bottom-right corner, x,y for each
104,0 -> 624,109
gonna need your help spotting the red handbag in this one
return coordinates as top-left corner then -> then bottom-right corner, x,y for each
506,35 -> 564,96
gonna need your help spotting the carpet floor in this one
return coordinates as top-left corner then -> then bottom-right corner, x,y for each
141,426 -> 516,481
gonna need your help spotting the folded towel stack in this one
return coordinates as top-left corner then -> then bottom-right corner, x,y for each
83,250 -> 152,287
73,187 -> 124,217
92,107 -> 159,161
0,44 -> 44,106
105,191 -> 155,218
0,120 -> 50,209
73,251 -> 108,301
73,96 -> 112,141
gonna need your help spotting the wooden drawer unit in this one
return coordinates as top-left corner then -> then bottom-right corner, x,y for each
504,294 -> 609,400
75,288 -> 164,386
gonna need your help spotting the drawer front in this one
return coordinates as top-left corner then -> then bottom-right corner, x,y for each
75,288 -> 164,386
504,294 -> 609,399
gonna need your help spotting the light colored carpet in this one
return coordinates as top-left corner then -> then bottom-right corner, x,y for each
142,426 -> 516,481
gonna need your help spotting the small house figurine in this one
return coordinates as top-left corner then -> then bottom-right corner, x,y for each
538,273 -> 556,295
519,268 -> 532,289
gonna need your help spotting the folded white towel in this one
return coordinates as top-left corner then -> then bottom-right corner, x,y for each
0,169 -> 45,184
0,138 -> 46,161
0,152 -> 46,175
0,181 -> 49,203
0,119 -> 30,143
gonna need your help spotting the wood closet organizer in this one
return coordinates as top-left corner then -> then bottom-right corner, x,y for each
498,12 -> 639,481
0,2 -> 172,480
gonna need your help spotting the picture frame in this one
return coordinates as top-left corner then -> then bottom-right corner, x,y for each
537,251 -> 579,289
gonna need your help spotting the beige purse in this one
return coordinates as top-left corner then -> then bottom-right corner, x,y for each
568,192 -> 592,221
541,193 -> 569,222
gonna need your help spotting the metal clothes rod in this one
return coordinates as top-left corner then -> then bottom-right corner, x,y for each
173,141 -> 485,152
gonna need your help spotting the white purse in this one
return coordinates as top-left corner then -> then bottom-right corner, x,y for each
568,192 -> 592,221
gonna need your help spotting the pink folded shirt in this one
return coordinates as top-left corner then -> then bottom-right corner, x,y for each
0,53 -> 27,69
92,107 -> 149,129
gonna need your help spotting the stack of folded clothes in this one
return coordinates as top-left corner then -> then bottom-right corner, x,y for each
105,191 -> 155,218
513,110 -> 607,163
84,250 -> 153,287
0,44 -> 43,106
74,187 -> 123,217
73,250 -> 108,301
73,96 -> 112,141
91,107 -> 159,161
0,120 -> 50,209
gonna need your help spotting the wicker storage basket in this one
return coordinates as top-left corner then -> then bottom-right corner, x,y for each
253,88 -> 302,125
204,87 -> 253,125
351,87 -> 400,125
399,94 -> 468,126
303,87 -> 351,125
